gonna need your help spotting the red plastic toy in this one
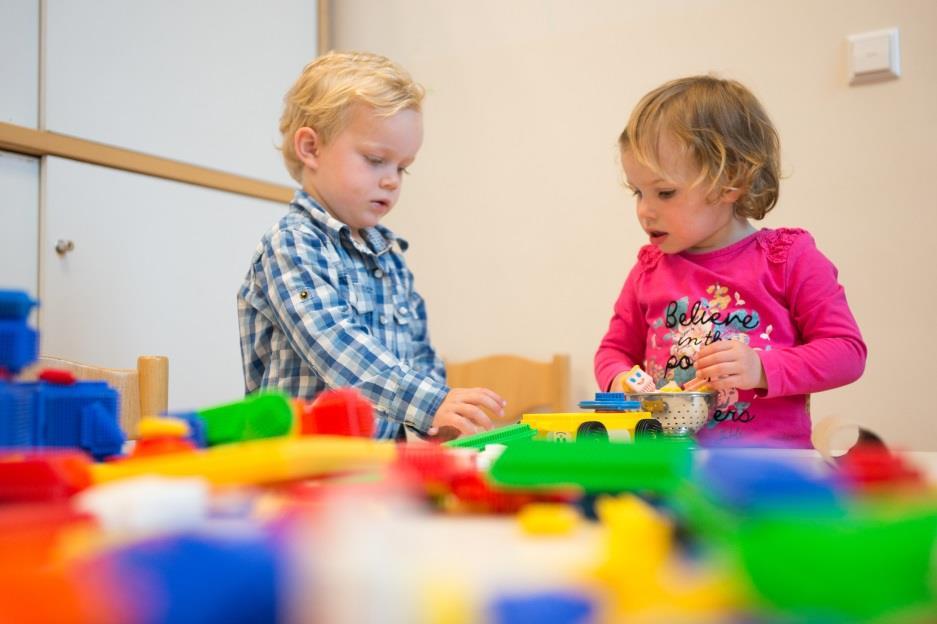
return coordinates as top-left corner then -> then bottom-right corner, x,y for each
296,388 -> 375,438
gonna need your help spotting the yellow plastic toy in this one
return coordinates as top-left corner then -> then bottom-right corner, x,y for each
517,502 -> 580,535
521,410 -> 659,443
595,495 -> 739,618
93,436 -> 396,486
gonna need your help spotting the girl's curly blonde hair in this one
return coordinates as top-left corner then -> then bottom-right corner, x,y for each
279,51 -> 425,182
619,76 -> 780,219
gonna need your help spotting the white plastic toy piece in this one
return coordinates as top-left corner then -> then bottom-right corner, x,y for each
75,475 -> 209,535
622,365 -> 657,393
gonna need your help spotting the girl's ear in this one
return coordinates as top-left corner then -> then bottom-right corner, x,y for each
721,185 -> 743,204
294,127 -> 321,170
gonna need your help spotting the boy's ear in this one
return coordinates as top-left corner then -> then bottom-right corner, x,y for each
293,127 -> 321,170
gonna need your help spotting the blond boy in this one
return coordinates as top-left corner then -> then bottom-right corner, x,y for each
238,52 -> 502,439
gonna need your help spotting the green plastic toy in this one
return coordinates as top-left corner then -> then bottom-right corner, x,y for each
196,391 -> 293,445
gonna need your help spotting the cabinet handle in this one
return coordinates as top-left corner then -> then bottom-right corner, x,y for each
55,239 -> 75,256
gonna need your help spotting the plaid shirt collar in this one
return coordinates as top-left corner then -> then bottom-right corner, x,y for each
292,190 -> 409,256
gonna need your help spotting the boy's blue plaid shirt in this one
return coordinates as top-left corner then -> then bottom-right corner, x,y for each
237,190 -> 448,439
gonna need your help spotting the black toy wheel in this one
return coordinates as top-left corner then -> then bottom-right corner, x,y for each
576,421 -> 609,442
635,418 -> 663,440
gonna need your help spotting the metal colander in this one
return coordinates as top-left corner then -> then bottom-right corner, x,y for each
623,392 -> 717,436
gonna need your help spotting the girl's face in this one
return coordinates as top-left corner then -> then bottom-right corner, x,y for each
621,138 -> 751,254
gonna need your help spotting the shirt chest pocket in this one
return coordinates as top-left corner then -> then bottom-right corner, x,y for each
347,283 -> 375,328
392,296 -> 411,327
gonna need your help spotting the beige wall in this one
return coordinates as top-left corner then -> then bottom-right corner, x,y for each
334,0 -> 937,449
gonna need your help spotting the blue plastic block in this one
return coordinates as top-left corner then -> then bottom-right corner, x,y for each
166,411 -> 208,448
0,320 -> 38,373
35,380 -> 124,459
491,591 -> 595,624
91,531 -> 282,624
0,290 -> 37,320
698,452 -> 844,513
578,392 -> 641,412
0,382 -> 36,445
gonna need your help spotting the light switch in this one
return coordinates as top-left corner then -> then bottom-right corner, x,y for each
848,28 -> 900,85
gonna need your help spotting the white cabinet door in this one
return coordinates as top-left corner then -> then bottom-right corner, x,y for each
44,0 -> 318,185
0,150 -> 39,298
0,0 -> 39,127
41,157 -> 288,410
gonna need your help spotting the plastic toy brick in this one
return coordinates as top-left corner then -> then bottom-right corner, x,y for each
38,368 -> 77,385
737,501 -> 937,620
491,592 -> 595,624
0,290 -> 38,375
128,416 -> 197,458
596,494 -> 738,617
0,378 -> 124,460
489,438 -> 693,494
447,470 -> 576,514
444,423 -> 538,449
41,380 -> 124,459
621,365 -> 657,393
393,443 -> 471,496
577,392 -> 642,411
195,391 -> 293,445
0,290 -> 37,320
521,406 -> 660,444
96,531 -> 281,624
164,411 -> 208,448
91,435 -> 396,486
698,452 -> 844,513
0,450 -> 93,502
0,318 -> 38,374
837,445 -> 925,489
295,388 -> 375,438
0,381 -> 35,446
517,502 -> 580,535
0,501 -> 96,567
76,475 -> 209,534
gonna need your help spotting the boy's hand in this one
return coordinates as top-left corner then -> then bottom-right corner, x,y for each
429,388 -> 506,437
692,341 -> 766,391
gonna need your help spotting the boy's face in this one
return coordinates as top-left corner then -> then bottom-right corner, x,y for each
302,105 -> 422,238
621,137 -> 744,255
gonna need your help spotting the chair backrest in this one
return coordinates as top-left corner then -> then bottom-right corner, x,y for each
19,355 -> 169,436
445,354 -> 571,427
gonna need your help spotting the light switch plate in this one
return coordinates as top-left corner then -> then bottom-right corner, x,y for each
848,28 -> 900,85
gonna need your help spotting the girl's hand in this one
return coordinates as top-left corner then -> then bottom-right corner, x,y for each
429,387 -> 506,437
610,370 -> 631,392
692,341 -> 767,391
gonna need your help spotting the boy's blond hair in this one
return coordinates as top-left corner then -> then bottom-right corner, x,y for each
619,76 -> 780,219
279,51 -> 425,182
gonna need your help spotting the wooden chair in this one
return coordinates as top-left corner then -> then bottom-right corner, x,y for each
445,354 -> 571,427
19,355 -> 169,437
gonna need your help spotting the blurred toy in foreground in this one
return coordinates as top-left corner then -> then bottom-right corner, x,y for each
0,291 -> 125,459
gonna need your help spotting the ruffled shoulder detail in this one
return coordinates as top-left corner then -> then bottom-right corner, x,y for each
637,244 -> 663,270
756,227 -> 809,264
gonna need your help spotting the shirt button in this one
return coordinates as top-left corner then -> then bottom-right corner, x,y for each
373,268 -> 384,278
380,315 -> 388,325
398,306 -> 409,316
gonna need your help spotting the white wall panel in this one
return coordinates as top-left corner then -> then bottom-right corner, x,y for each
44,0 -> 317,185
0,150 -> 39,298
42,157 -> 287,410
0,0 -> 39,127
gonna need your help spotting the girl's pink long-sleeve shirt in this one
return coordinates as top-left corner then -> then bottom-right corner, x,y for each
594,228 -> 866,448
